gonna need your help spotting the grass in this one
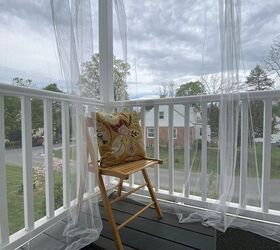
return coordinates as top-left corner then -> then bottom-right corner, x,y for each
145,143 -> 280,178
6,165 -> 63,235
53,147 -> 75,159
53,142 -> 280,178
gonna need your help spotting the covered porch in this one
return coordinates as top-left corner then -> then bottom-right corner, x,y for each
1,0 -> 280,249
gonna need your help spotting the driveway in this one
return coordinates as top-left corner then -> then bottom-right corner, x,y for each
5,144 -> 62,167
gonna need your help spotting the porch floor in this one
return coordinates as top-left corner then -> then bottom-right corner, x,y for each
20,193 -> 280,250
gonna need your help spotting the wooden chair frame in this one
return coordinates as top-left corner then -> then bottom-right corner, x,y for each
84,116 -> 163,250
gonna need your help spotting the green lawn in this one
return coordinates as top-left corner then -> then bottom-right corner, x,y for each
146,143 -> 280,178
53,142 -> 280,178
6,165 -> 63,235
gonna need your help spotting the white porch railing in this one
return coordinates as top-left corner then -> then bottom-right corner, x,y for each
1,82 -> 280,249
112,90 -> 280,224
0,83 -> 103,250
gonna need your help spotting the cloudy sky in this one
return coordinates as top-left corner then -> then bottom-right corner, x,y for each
0,0 -> 279,99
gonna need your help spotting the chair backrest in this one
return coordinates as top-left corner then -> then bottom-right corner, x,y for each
84,115 -> 98,173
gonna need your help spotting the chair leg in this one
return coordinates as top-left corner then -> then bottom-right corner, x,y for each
141,169 -> 163,219
117,179 -> 123,197
98,173 -> 124,250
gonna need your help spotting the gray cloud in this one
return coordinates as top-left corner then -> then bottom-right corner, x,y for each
0,0 -> 53,32
0,0 -> 279,98
117,0 -> 280,99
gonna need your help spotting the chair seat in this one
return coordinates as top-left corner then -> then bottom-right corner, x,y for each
100,158 -> 162,179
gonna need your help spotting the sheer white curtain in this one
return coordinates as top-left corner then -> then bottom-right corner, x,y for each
50,1 -> 102,249
176,0 -> 280,243
50,0 -> 127,249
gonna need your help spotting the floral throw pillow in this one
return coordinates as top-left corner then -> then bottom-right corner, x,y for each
95,111 -> 146,167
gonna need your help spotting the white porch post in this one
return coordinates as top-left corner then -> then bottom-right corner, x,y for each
99,0 -> 114,104
99,0 -> 114,185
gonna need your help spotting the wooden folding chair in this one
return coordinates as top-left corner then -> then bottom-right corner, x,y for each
84,116 -> 163,250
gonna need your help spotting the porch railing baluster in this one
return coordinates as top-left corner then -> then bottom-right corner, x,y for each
261,98 -> 272,213
88,105 -> 96,193
76,104 -> 83,195
128,106 -> 134,187
44,99 -> 54,218
168,104 -> 174,195
0,95 -> 9,245
141,106 -> 146,148
201,102 -> 208,201
240,99 -> 248,208
21,96 -> 34,230
62,102 -> 70,208
184,104 -> 190,198
154,105 -> 160,192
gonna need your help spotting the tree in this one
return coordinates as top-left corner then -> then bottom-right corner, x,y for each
5,80 -> 63,144
246,65 -> 277,137
246,65 -> 274,91
176,81 -> 206,96
265,38 -> 280,80
31,83 -> 63,143
155,81 -> 177,98
208,103 -> 220,140
176,81 -> 206,112
44,84 -> 63,143
4,96 -> 21,142
79,53 -> 130,100
201,74 -> 221,94
4,78 -> 33,141
12,77 -> 32,87
44,83 -> 63,93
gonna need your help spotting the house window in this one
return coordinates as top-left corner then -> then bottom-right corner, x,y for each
159,111 -> 164,119
200,128 -> 202,136
147,128 -> 154,138
173,128 -> 177,139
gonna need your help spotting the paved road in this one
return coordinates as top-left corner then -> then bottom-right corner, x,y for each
134,168 -> 280,210
5,144 -> 62,167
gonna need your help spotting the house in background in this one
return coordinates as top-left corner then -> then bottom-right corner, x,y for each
145,105 -> 211,149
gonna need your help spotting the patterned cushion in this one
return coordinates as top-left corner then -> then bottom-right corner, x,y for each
95,111 -> 146,167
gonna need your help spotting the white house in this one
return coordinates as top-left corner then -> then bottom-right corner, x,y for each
144,105 -> 211,149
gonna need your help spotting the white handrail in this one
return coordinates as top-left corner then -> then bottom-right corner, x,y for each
0,82 -> 103,106
111,89 -> 280,107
